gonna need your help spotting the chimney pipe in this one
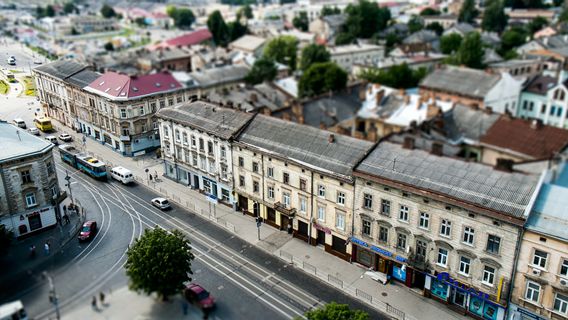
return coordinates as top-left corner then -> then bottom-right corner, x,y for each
375,89 -> 385,106
531,119 -> 543,130
495,158 -> 514,173
328,134 -> 335,143
431,141 -> 443,156
403,136 -> 415,150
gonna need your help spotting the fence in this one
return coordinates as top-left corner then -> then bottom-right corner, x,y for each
278,250 -> 412,320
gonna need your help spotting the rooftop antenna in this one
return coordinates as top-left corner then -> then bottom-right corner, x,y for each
392,157 -> 397,171
16,130 -> 21,141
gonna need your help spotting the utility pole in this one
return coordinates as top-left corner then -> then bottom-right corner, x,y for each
256,217 -> 262,240
43,272 -> 60,320
65,170 -> 74,205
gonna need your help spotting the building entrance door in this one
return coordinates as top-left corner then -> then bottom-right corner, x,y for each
316,230 -> 326,246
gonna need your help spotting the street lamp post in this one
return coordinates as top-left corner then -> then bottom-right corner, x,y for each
65,170 -> 74,205
43,272 -> 61,320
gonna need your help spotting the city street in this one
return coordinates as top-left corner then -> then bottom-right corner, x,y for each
0,36 -> 45,72
0,144 -> 386,320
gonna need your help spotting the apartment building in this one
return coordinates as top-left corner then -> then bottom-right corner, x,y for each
509,163 -> 568,320
0,122 -> 64,237
233,114 -> 373,261
157,101 -> 254,205
328,44 -> 385,73
351,139 -> 539,320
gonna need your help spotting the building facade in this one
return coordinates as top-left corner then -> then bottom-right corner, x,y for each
329,44 -> 385,73
157,101 -> 254,206
0,122 -> 64,237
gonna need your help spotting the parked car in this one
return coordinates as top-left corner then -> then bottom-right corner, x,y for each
151,197 -> 171,210
33,59 -> 42,65
58,133 -> 72,142
183,283 -> 215,310
28,127 -> 40,135
45,135 -> 58,145
78,220 -> 97,241
7,57 -> 15,65
13,118 -> 26,129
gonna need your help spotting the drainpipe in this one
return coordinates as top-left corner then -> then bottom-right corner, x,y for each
308,170 -> 314,245
504,226 -> 524,319
260,153 -> 265,219
349,178 -> 356,263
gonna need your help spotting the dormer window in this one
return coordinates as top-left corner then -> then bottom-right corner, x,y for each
99,81 -> 105,86
132,87 -> 139,92
155,83 -> 161,87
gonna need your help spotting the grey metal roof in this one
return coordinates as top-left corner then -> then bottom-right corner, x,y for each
33,59 -> 87,81
441,104 -> 500,143
66,69 -> 101,88
237,114 -> 374,180
356,141 -> 538,218
208,88 -> 282,113
156,101 -> 254,140
299,86 -> 361,128
322,14 -> 346,28
0,122 -> 53,163
419,66 -> 501,99
403,30 -> 439,44
189,65 -> 250,88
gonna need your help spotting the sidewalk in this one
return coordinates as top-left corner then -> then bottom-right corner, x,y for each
59,124 -> 463,320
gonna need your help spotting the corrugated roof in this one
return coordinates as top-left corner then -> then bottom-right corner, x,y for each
66,69 -> 101,88
523,74 -> 556,95
441,104 -> 500,143
356,141 -> 538,218
156,101 -> 254,140
33,59 -> 87,81
229,35 -> 266,52
238,114 -> 374,179
86,71 -> 182,100
419,66 -> 500,99
189,65 -> 250,88
0,122 -> 53,162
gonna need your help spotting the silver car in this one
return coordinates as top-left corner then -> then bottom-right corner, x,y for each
151,197 -> 171,210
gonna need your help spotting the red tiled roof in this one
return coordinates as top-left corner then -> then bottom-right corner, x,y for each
86,71 -> 182,99
480,116 -> 568,159
158,29 -> 212,48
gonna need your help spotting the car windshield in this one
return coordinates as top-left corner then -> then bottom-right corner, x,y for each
81,226 -> 90,232
197,290 -> 209,300
162,200 -> 169,204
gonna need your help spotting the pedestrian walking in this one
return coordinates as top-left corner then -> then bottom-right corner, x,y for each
99,291 -> 105,305
64,214 -> 70,225
29,245 -> 36,258
149,174 -> 153,181
182,300 -> 188,315
91,296 -> 97,310
44,242 -> 50,255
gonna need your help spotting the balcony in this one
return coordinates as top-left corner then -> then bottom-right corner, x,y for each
274,202 -> 296,217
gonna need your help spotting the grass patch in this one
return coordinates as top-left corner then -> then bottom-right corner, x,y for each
0,80 -> 8,95
22,76 -> 36,96
9,69 -> 22,73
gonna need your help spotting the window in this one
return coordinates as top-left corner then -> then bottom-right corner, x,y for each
560,259 -> 568,277
299,178 -> 306,191
220,146 -> 226,159
268,186 -> 274,199
318,206 -> 325,221
267,167 -> 274,178
120,109 -> 127,118
191,135 -> 196,147
139,106 -> 144,116
46,162 -> 54,175
283,192 -> 291,207
440,219 -> 452,237
192,154 -> 197,166
463,226 -> 475,245
299,197 -> 307,213
459,256 -> 471,276
318,185 -> 325,197
283,172 -> 290,184
199,157 -> 206,170
379,226 -> 388,242
486,235 -> 501,254
399,205 -> 409,222
182,132 -> 188,145
50,185 -> 58,199
437,248 -> 448,266
482,265 -> 495,285
239,175 -> 245,187
362,219 -> 371,236
397,233 -> 407,250
337,191 -> 345,205
419,212 -> 430,229
175,129 -> 180,141
168,98 -> 174,106
416,240 -> 427,261
21,170 -> 32,184
160,100 -> 165,108
25,192 -> 36,207
199,138 -> 204,151
253,181 -> 259,193
381,199 -> 391,215
532,250 -> 548,269
336,212 -> 345,231
363,194 -> 373,209
554,293 -> 568,315
150,102 -> 156,112
207,141 -> 213,154
525,281 -> 541,303
238,157 -> 244,167
252,162 -> 259,173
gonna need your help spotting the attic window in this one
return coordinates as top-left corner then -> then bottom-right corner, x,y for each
155,82 -> 161,87
170,83 -> 176,88
104,88 -> 110,93
115,86 -> 121,91
133,87 -> 139,92
120,93 -> 126,96
99,81 -> 105,86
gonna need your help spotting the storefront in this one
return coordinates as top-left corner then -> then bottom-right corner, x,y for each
507,304 -> 548,320
425,272 -> 506,320
350,237 -> 410,282
293,219 -> 310,242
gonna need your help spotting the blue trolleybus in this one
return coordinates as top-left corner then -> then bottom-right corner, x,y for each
59,144 -> 107,180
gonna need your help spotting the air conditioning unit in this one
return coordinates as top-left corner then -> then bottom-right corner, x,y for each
560,279 -> 568,287
532,268 -> 541,276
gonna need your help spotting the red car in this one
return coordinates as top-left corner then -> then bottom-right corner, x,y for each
78,220 -> 97,241
183,283 -> 215,310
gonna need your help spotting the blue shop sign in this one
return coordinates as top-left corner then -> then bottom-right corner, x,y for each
371,245 -> 392,257
392,265 -> 407,282
352,238 -> 407,263
437,272 -> 490,300
351,237 -> 369,247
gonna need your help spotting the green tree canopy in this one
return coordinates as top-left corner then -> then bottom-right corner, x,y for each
228,21 -> 248,42
499,27 -> 528,55
321,6 -> 341,16
456,32 -> 484,69
239,5 -> 254,20
45,5 -> 55,17
301,302 -> 369,320
298,62 -> 347,97
293,11 -> 309,31
125,227 -> 195,300
104,42 -> 114,51
335,32 -> 356,45
100,4 -> 116,18
359,63 -> 428,89
167,6 -> 196,29
264,35 -> 298,71
482,0 -> 508,33
526,16 -> 548,35
64,2 -> 77,15
440,33 -> 463,54
458,0 -> 478,23
245,57 -> 277,85
344,0 -> 391,39
505,0 -> 545,8
425,22 -> 444,35
207,10 -> 230,47
300,44 -> 330,71
134,17 -> 147,27
420,8 -> 441,16
408,15 -> 424,33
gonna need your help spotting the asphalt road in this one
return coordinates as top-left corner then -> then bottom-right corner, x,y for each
1,149 -> 388,320
0,37 -> 44,72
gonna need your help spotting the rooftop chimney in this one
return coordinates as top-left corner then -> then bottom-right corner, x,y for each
250,93 -> 258,102
328,133 -> 335,143
375,89 -> 385,106
531,118 -> 543,130
403,136 -> 415,150
431,141 -> 443,156
484,106 -> 493,115
495,158 -> 514,173
320,122 -> 327,130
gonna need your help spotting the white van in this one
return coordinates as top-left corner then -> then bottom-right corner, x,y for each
110,166 -> 134,184
13,118 -> 26,129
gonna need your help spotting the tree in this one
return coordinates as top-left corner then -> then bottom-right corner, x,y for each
385,33 -> 402,50
134,17 -> 147,27
300,44 -> 330,70
335,32 -> 356,45
420,8 -> 441,16
104,42 -> 114,51
458,0 -> 478,23
344,0 -> 391,39
71,27 -> 80,35
321,6 -> 341,16
301,302 -> 369,320
101,4 -> 116,18
167,6 -> 196,29
227,21 -> 248,42
264,35 -> 298,71
245,57 -> 277,85
207,10 -> 230,47
440,33 -> 463,54
126,227 -> 194,300
456,32 -> 484,69
500,27 -> 528,55
506,0 -> 544,8
407,15 -> 424,33
293,11 -> 309,32
239,5 -> 254,20
298,62 -> 347,97
64,2 -> 77,15
45,5 -> 55,18
526,16 -> 548,35
561,8 -> 568,23
425,22 -> 444,36
359,63 -> 428,89
482,0 -> 508,33
0,225 -> 13,256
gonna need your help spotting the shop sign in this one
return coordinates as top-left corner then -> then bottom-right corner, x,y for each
437,272 -> 490,300
26,207 -> 50,218
350,237 -> 408,262
350,237 -> 369,247
371,245 -> 392,257
313,222 -> 332,234
517,307 -> 546,320
392,265 -> 406,282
